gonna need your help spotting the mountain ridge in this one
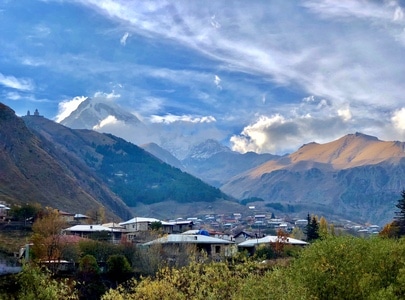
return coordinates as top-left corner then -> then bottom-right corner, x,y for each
0,103 -> 132,220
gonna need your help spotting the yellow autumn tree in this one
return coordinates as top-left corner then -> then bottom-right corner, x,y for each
319,216 -> 329,239
31,207 -> 68,271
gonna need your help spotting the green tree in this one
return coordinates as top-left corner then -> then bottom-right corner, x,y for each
10,203 -> 41,225
290,236 -> 405,299
17,263 -> 78,300
150,221 -> 162,231
79,254 -> 100,276
107,254 -> 133,284
78,255 -> 106,300
394,189 -> 405,237
305,214 -> 319,242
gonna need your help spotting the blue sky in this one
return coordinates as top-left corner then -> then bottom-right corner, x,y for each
2,0 -> 405,155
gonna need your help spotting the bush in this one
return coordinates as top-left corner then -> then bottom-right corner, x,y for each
107,254 -> 132,283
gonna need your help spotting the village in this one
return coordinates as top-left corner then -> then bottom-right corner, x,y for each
0,201 -> 381,266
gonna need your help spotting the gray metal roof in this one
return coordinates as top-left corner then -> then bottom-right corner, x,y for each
238,236 -> 308,247
143,234 -> 234,246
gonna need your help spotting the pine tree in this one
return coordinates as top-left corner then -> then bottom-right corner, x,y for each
394,189 -> 405,237
305,214 -> 320,242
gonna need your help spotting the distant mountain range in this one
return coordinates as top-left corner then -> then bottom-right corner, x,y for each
221,133 -> 405,225
0,103 -> 233,221
56,99 -> 405,225
3,99 -> 404,225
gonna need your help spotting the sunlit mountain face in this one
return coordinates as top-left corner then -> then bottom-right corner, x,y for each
2,1 -> 405,157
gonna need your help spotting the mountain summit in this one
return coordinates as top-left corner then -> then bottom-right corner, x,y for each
59,97 -> 143,130
185,139 -> 232,160
221,132 -> 405,225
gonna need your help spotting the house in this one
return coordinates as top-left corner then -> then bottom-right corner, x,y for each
233,230 -> 255,244
119,217 -> 194,241
143,233 -> 236,260
0,203 -> 10,222
120,217 -> 161,232
63,224 -> 125,243
237,235 -> 308,255
161,220 -> 194,233
58,210 -> 75,223
74,213 -> 91,224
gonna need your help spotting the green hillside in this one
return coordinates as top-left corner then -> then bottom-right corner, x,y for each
22,112 -> 231,209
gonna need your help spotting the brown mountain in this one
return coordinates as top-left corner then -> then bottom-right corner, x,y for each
1,103 -> 233,220
221,133 -> 405,225
0,103 -> 132,220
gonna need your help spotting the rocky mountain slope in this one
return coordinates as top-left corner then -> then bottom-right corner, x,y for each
1,102 -> 235,221
140,142 -> 185,171
0,103 -> 132,220
22,108 -> 232,210
221,133 -> 405,225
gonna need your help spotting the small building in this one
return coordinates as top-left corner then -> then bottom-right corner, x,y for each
143,233 -> 235,260
120,217 -> 161,232
295,219 -> 309,227
233,230 -> 255,244
161,220 -> 194,233
63,224 -> 124,243
58,210 -> 75,223
0,204 -> 10,221
119,217 -> 194,241
237,235 -> 308,255
74,214 -> 92,224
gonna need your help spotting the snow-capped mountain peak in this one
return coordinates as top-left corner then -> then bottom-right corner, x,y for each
59,97 -> 141,129
186,139 -> 232,160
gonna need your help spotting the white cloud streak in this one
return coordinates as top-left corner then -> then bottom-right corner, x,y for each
74,1 -> 405,108
120,32 -> 129,45
150,114 -> 216,124
55,96 -> 87,122
0,73 -> 34,91
11,0 -> 405,154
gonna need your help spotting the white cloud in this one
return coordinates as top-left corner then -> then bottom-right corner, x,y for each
76,0 -> 405,110
393,6 -> 404,21
230,111 -> 356,155
120,32 -> 130,46
150,114 -> 216,124
55,96 -> 87,123
214,75 -> 222,90
93,115 -> 119,130
391,108 -> 405,132
210,15 -> 221,29
8,1 -> 405,155
21,57 -> 44,67
6,92 -> 23,100
338,107 -> 352,122
0,73 -> 34,91
93,90 -> 121,99
230,115 -> 287,154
